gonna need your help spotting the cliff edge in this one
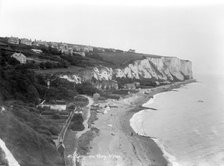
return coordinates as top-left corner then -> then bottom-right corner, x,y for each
59,56 -> 193,88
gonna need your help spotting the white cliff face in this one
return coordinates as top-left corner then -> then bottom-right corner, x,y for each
0,138 -> 20,166
59,66 -> 114,83
92,67 -> 113,80
114,57 -> 192,81
59,75 -> 82,84
59,57 -> 192,87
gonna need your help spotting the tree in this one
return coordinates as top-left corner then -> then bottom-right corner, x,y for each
27,85 -> 40,104
75,82 -> 100,95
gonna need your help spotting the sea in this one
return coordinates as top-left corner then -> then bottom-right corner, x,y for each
130,74 -> 224,166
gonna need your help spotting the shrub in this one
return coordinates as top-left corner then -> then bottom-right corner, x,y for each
69,114 -> 84,131
75,82 -> 100,96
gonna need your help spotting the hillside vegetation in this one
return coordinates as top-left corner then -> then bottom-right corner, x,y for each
97,52 -> 161,67
0,105 -> 64,166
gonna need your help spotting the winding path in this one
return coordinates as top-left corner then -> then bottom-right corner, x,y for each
64,95 -> 94,166
76,95 -> 94,138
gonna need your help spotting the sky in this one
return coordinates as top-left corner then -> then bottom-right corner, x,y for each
0,0 -> 224,75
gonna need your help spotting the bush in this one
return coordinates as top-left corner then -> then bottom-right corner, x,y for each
75,82 -> 100,96
52,113 -> 61,119
69,114 -> 84,131
0,68 -> 40,103
85,52 -> 103,61
0,65 -> 77,104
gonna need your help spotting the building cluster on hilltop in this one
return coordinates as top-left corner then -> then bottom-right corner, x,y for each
7,36 -> 95,57
6,36 -> 137,64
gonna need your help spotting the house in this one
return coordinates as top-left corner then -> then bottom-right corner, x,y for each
11,53 -> 26,64
72,45 -> 82,52
83,46 -> 93,52
94,47 -> 105,52
58,44 -> 67,53
20,38 -> 32,45
109,48 -> 116,53
93,93 -> 100,102
51,100 -> 67,111
8,37 -> 19,44
128,49 -> 135,53
32,40 -> 39,46
68,47 -> 74,55
124,83 -> 136,90
0,106 -> 6,113
50,104 -> 66,111
38,100 -> 67,112
32,40 -> 49,47
49,42 -> 59,49
59,43 -> 73,55
31,49 -> 42,54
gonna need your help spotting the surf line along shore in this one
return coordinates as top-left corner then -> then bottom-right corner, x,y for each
70,79 -> 195,166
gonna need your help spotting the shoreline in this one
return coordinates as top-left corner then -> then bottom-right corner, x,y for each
73,79 -> 195,166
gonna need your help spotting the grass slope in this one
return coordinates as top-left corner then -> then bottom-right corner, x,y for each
0,105 -> 64,166
98,52 -> 161,67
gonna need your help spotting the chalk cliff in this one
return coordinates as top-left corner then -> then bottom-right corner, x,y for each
59,56 -> 193,88
114,57 -> 192,81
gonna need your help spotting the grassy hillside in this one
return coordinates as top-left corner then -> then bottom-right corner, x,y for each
0,104 -> 64,166
97,52 -> 161,67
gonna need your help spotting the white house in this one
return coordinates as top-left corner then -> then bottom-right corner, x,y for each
50,105 -> 66,111
38,103 -> 67,112
11,53 -> 26,64
38,100 -> 67,112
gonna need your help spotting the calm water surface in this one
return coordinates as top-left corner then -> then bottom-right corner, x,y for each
130,74 -> 224,166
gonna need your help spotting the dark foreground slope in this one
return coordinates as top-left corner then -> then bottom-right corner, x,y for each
0,105 -> 64,166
